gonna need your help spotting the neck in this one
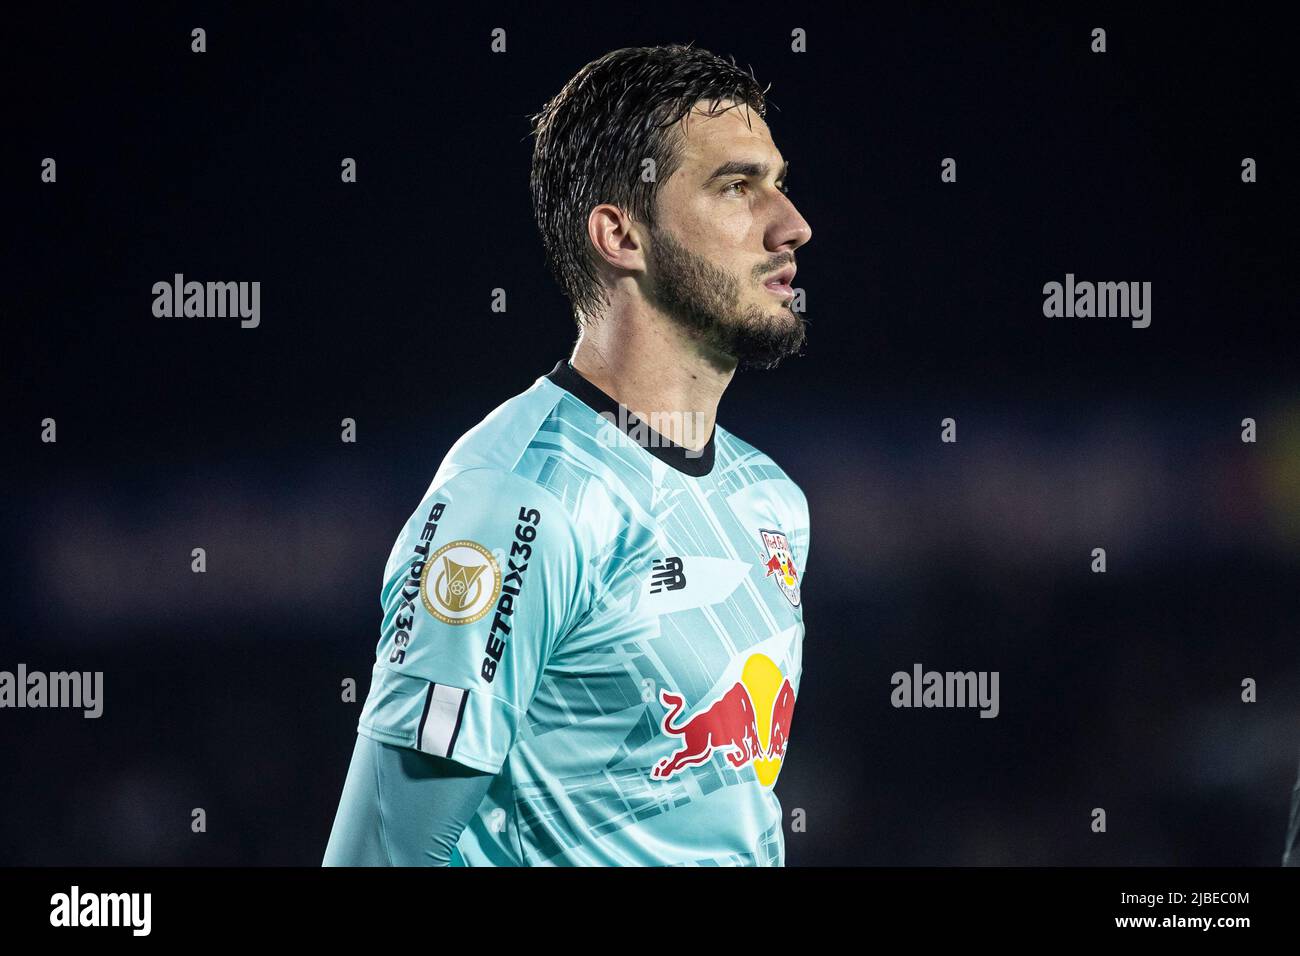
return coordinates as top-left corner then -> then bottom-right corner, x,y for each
569,305 -> 735,452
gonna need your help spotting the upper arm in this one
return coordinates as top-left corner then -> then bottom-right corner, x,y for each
358,466 -> 589,775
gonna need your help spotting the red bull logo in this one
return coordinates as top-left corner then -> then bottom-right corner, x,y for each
651,653 -> 796,786
759,528 -> 800,607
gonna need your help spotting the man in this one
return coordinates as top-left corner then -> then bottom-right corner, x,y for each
324,42 -> 812,866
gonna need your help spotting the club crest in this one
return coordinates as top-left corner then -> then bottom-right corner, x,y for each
759,528 -> 800,607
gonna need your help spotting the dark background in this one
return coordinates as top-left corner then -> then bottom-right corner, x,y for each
4,3 -> 1297,865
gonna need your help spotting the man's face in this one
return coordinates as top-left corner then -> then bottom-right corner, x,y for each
643,99 -> 812,370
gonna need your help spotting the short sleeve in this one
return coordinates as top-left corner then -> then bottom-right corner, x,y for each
357,466 -> 588,774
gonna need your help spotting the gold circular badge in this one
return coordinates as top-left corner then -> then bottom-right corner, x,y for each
420,539 -> 502,625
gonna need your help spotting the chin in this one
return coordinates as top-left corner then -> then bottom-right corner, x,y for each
766,300 -> 799,323
746,291 -> 781,314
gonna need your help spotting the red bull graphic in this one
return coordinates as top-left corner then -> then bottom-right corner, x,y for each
766,676 -> 796,762
760,528 -> 800,607
651,653 -> 796,787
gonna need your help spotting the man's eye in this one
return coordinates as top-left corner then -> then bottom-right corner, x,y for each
777,182 -> 789,195
725,180 -> 747,195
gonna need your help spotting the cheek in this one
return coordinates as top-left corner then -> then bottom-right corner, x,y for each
682,197 -> 754,245
715,208 -> 756,245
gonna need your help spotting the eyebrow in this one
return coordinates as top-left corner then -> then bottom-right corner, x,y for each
704,159 -> 790,184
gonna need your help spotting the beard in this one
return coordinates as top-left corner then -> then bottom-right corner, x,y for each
643,224 -> 807,371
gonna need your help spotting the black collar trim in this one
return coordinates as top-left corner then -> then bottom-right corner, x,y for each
545,360 -> 716,478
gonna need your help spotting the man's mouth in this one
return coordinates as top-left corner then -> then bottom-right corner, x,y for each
763,265 -> 796,297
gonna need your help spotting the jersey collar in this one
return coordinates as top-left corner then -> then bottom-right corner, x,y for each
545,360 -> 716,478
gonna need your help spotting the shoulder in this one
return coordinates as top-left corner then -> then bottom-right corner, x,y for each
430,375 -> 568,484
415,375 -> 609,553
714,425 -> 809,516
430,374 -> 617,498
715,424 -> 812,570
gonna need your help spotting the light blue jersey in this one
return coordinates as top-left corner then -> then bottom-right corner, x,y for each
357,360 -> 809,865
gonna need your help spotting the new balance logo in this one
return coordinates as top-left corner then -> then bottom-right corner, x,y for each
650,557 -> 686,593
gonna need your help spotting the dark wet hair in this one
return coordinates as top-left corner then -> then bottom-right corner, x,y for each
529,43 -> 770,324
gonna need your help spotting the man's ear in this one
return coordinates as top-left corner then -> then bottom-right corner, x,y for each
587,203 -> 647,275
